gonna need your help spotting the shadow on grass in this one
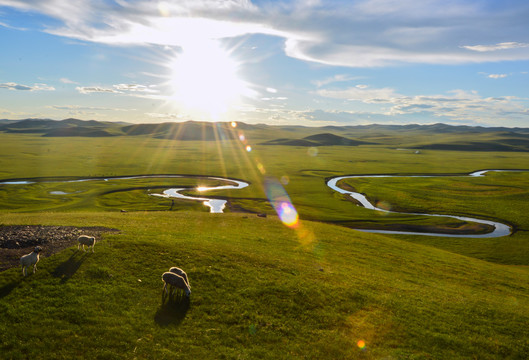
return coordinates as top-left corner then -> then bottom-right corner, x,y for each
0,280 -> 19,299
154,291 -> 190,327
52,251 -> 88,283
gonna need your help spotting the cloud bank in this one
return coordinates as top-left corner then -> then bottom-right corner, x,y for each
316,85 -> 529,125
2,0 -> 529,67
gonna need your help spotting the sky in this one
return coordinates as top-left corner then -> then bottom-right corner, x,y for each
0,0 -> 528,127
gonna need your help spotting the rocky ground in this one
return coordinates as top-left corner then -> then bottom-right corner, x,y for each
0,225 -> 119,272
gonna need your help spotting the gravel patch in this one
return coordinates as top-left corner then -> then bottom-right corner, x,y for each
0,225 -> 119,272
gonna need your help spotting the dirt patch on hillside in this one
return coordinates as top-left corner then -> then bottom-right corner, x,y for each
0,225 -> 119,272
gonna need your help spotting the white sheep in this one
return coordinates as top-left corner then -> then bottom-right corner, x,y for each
77,235 -> 96,252
162,271 -> 191,297
168,266 -> 191,288
20,246 -> 42,276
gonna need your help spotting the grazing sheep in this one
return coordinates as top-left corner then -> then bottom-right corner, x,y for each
77,235 -> 96,252
168,267 -> 191,288
162,272 -> 191,297
20,246 -> 42,276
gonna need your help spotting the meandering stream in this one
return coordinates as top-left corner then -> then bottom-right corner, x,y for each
326,170 -> 525,238
0,175 -> 249,214
1,170 -> 525,237
149,177 -> 248,213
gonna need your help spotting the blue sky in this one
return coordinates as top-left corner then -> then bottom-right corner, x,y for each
1,0 -> 528,127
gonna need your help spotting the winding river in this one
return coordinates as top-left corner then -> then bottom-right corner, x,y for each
149,177 -> 248,213
326,170 -> 525,238
1,170 -> 526,237
0,175 -> 249,214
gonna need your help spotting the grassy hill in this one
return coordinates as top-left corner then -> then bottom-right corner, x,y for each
0,118 -> 123,137
262,133 -> 373,146
1,212 -> 528,359
122,121 -> 239,141
1,118 -> 529,151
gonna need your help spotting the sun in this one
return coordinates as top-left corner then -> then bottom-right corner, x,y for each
168,40 -> 251,120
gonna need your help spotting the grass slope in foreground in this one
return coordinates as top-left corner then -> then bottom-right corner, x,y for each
1,212 -> 528,359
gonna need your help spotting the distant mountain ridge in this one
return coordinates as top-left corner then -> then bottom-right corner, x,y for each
121,121 -> 239,140
0,118 -> 528,151
0,118 -> 121,137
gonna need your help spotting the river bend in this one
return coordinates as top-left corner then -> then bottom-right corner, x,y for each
326,170 -> 526,238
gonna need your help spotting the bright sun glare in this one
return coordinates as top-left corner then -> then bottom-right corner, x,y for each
168,40 -> 251,120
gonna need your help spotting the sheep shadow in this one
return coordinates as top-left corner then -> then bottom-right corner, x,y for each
154,291 -> 190,327
0,280 -> 19,299
52,250 -> 88,283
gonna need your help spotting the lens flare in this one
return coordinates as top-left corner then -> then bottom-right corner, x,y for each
257,162 -> 266,174
246,145 -> 252,152
231,121 -> 237,128
308,147 -> 319,157
375,200 -> 391,212
357,340 -> 366,350
279,201 -> 299,227
264,177 -> 299,228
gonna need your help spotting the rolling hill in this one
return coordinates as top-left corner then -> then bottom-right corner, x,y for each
261,133 -> 375,146
121,121 -> 239,141
0,118 -> 122,137
1,118 -> 528,151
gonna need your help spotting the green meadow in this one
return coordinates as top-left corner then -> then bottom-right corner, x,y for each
1,127 -> 529,359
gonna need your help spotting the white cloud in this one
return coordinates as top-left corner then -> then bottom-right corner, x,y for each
48,105 -> 129,111
113,84 -> 157,93
33,83 -> 55,91
0,107 -> 22,116
0,82 -> 32,91
0,82 -> 55,91
3,0 -> 529,67
488,74 -> 508,79
313,74 -> 362,87
461,42 -> 529,52
0,20 -> 27,31
260,96 -> 288,101
146,112 -> 187,121
76,86 -> 121,94
60,78 -> 78,84
75,84 -> 158,95
316,84 -> 529,125
317,86 -> 401,102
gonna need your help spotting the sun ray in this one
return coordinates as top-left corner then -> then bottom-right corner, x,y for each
212,123 -> 228,180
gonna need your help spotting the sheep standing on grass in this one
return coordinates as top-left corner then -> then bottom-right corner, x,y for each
162,272 -> 191,297
169,267 -> 191,289
20,246 -> 42,276
77,235 -> 96,252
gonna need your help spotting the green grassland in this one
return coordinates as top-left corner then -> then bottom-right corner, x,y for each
1,130 -> 528,264
1,124 -> 529,358
1,212 -> 528,359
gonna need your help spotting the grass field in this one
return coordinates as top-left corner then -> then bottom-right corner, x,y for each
1,212 -> 528,359
1,127 -> 529,358
1,131 -> 528,264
